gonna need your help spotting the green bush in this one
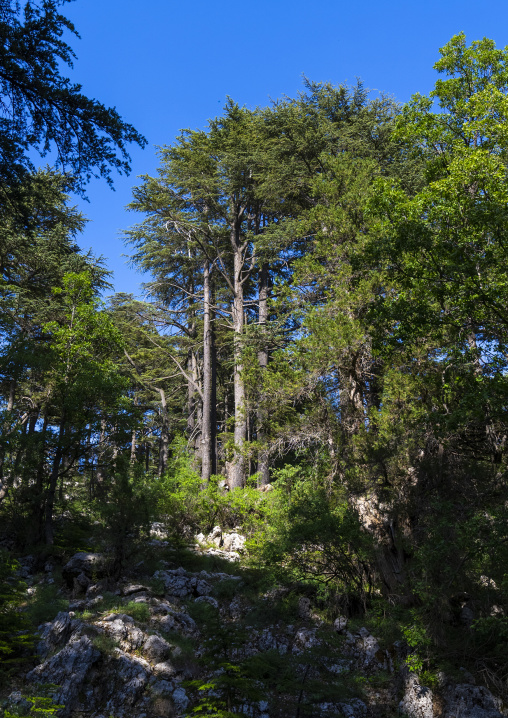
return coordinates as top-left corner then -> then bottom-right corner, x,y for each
247,470 -> 374,603
93,458 -> 157,578
157,437 -> 269,537
122,601 -> 150,622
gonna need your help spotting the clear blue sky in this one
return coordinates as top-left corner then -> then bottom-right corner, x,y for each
59,0 -> 508,297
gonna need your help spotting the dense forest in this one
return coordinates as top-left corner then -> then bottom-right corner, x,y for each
1,2 -> 508,717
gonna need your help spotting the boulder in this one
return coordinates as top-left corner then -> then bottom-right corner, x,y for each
172,686 -> 189,714
222,532 -> 246,553
62,552 -> 105,587
443,683 -> 505,718
153,660 -> 177,679
122,583 -> 149,596
207,526 -> 222,547
399,674 -> 434,718
195,595 -> 219,608
153,569 -> 212,598
142,634 -> 172,663
98,613 -> 146,652
298,596 -> 311,619
36,611 -> 79,658
334,616 -> 348,633
27,634 -> 100,716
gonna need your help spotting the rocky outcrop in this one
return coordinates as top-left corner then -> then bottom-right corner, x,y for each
194,526 -> 246,561
62,552 -> 106,589
27,625 -> 101,716
443,683 -> 505,718
153,567 -> 212,598
399,673 -> 434,718
18,545 -> 507,718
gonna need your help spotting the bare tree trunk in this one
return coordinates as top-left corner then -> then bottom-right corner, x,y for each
95,418 -> 107,487
158,389 -> 169,476
229,230 -> 247,489
187,351 -> 196,438
130,397 -> 137,464
0,380 -> 15,501
257,262 -> 270,487
201,260 -> 214,484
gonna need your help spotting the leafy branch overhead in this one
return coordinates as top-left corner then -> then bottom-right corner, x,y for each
0,0 -> 147,190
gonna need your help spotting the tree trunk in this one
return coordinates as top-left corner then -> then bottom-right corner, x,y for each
44,418 -> 65,545
257,262 -> 270,487
201,260 -> 214,484
0,380 -> 15,501
130,396 -> 137,464
158,388 -> 169,476
228,227 -> 246,489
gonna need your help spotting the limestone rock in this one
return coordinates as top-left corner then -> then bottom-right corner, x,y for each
142,635 -> 172,663
72,571 -> 90,597
399,674 -> 434,718
123,583 -> 149,596
172,686 -> 189,714
345,627 -> 391,671
27,634 -> 100,716
298,596 -> 311,619
98,613 -> 146,652
103,651 -> 150,713
334,616 -> 348,633
292,627 -> 319,654
222,532 -> 246,553
153,568 -> 212,598
443,683 -> 505,718
62,552 -> 105,586
36,611 -> 79,658
151,605 -> 198,636
153,660 -> 177,678
207,526 -> 222,547
195,595 -> 219,608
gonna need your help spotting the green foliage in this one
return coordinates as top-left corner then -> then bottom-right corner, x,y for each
94,458 -> 156,577
248,467 -> 373,600
158,437 -> 269,536
26,583 -> 69,627
2,685 -> 64,718
0,0 -> 146,190
92,634 -> 119,656
402,613 -> 431,673
0,550 -> 33,672
122,601 -> 150,623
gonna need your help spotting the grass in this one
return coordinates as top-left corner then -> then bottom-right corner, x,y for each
75,593 -> 151,623
92,634 -> 119,656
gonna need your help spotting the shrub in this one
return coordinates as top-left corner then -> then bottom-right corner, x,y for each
122,601 -> 150,622
248,471 -> 374,605
157,436 -> 269,537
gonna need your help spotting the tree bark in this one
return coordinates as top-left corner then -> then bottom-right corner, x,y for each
0,380 -> 15,501
44,418 -> 65,545
228,224 -> 247,488
201,260 -> 215,484
158,388 -> 169,476
257,262 -> 270,487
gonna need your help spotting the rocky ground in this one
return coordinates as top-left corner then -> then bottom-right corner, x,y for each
2,527 -> 507,718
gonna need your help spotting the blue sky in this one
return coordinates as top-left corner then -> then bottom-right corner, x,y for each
59,0 -> 508,297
